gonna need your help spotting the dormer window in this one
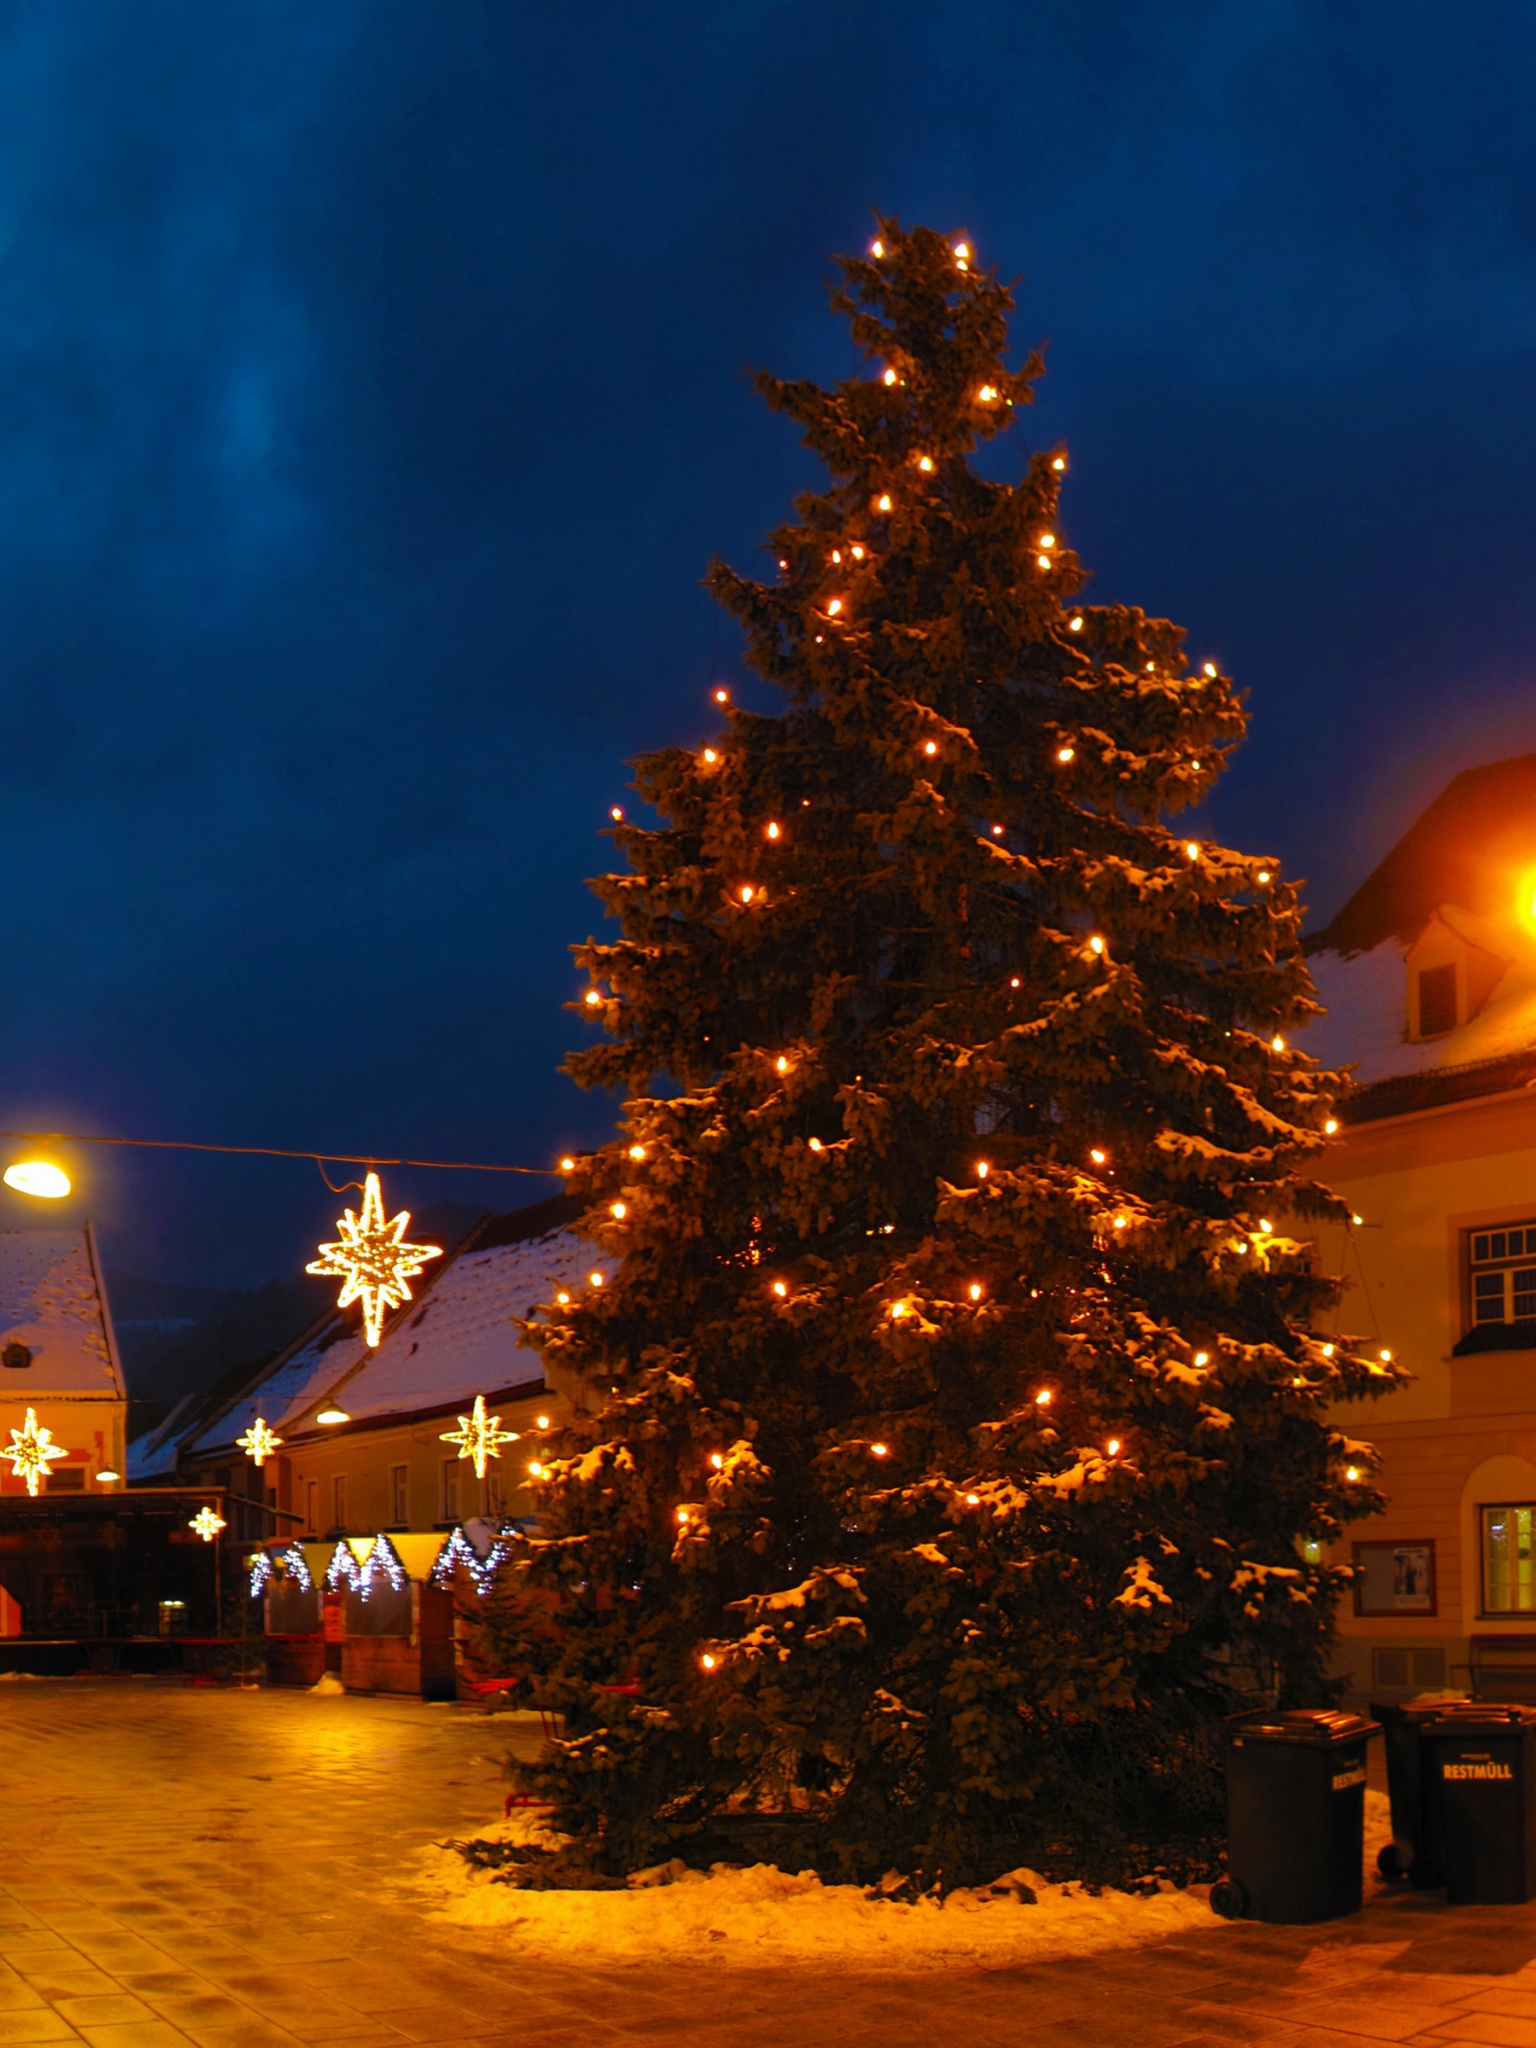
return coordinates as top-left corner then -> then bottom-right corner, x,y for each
1,1343 -> 32,1370
1405,908 -> 1513,1042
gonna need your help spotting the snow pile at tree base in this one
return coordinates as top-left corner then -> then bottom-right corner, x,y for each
408,1818 -> 1212,1969
406,1790 -> 1396,1969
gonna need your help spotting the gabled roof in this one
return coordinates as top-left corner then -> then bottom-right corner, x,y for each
0,1228 -> 124,1399
1304,754 -> 1536,1109
1308,753 -> 1536,958
136,1191 -> 595,1472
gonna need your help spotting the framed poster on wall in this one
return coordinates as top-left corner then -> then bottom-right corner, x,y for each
1353,1539 -> 1437,1616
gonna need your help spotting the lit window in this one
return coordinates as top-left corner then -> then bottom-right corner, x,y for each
1483,1503 -> 1536,1613
1469,1224 -> 1536,1328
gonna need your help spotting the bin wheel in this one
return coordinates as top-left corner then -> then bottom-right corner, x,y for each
1408,1857 -> 1442,1891
1209,1878 -> 1248,1920
1377,1843 -> 1404,1880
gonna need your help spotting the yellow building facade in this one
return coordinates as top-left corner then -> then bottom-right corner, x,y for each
1306,754 -> 1536,1701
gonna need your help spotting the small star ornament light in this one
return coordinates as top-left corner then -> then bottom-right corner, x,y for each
307,1171 -> 442,1347
189,1506 -> 226,1543
3,1407 -> 67,1496
236,1416 -> 283,1467
440,1393 -> 519,1480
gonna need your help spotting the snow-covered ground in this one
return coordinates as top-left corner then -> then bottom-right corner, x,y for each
401,1790 -> 1394,1970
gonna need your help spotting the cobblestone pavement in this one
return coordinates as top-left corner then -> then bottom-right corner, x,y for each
10,1682 -> 1536,2047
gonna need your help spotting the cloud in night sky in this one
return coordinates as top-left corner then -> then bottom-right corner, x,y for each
0,1 -> 1533,1282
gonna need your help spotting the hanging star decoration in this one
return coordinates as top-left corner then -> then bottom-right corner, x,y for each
2,1407 -> 67,1496
189,1506 -> 226,1543
236,1416 -> 283,1467
307,1171 -> 442,1348
440,1393 -> 519,1481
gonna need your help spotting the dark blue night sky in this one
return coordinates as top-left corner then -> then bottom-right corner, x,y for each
2,2 -> 1534,1285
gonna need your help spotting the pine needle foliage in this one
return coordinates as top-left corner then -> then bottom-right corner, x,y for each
509,219 -> 1401,1887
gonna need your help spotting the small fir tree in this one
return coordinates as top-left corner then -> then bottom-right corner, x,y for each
506,219 -> 1400,1886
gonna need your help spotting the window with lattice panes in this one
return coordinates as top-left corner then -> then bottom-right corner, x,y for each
1417,961 -> 1457,1037
1470,1223 -> 1536,1329
1484,1503 -> 1536,1613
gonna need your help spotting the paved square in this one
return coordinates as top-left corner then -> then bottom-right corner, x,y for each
8,1680 -> 1536,2045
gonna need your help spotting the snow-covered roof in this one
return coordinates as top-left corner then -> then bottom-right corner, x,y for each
1302,754 -> 1536,1095
182,1196 -> 600,1459
0,1228 -> 123,1399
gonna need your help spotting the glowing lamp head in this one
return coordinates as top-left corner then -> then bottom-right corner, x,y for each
1106,1439 -> 1121,1457
1089,935 -> 1104,955
583,991 -> 601,1008
1035,1389 -> 1052,1406
537,1415 -> 551,1430
700,1652 -> 717,1670
610,806 -> 624,821
4,1161 -> 69,1200
775,1055 -> 789,1074
740,884 -> 755,903
1090,1148 -> 1106,1165
808,1137 -> 823,1153
772,1280 -> 788,1298
628,1144 -> 645,1160
978,384 -> 997,401
889,1300 -> 909,1319
710,1451 -> 724,1468
560,1155 -> 576,1172
1203,662 -> 1218,678
826,597 -> 843,616
702,747 -> 718,764
1379,1347 -> 1393,1362
923,740 -> 938,757
589,1271 -> 604,1288
870,239 -> 884,257
870,1441 -> 888,1457
975,1160 -> 989,1179
882,367 -> 898,386
1324,1118 -> 1338,1135
610,1201 -> 627,1220
1345,1465 -> 1361,1482
1193,1351 -> 1209,1368
877,493 -> 893,512
766,821 -> 780,839
1257,869 -> 1271,884
1057,745 -> 1075,762
1052,455 -> 1066,471
714,687 -> 729,703
1068,616 -> 1083,632
95,1468 -> 119,1485
968,1282 -> 982,1302
953,241 -> 970,260
1272,1035 -> 1286,1052
528,1460 -> 544,1477
917,455 -> 934,473
315,1406 -> 349,1427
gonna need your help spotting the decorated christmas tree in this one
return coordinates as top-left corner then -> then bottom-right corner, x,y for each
506,218 -> 1400,1887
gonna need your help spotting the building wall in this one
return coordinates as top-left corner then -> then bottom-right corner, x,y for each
1319,1087 -> 1536,1696
0,1395 -> 125,1498
190,1381 -> 565,1542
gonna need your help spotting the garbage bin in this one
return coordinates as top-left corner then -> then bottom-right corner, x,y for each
1210,1708 -> 1378,1923
1371,1699 -> 1445,1887
1429,1702 -> 1536,1905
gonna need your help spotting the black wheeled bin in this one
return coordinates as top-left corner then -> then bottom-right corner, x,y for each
1371,1699 -> 1445,1887
1429,1702 -> 1536,1904
1211,1708 -> 1378,1923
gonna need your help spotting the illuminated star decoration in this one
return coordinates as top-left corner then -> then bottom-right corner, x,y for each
440,1393 -> 520,1481
3,1407 -> 67,1496
306,1171 -> 442,1348
189,1506 -> 226,1543
236,1416 -> 283,1467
